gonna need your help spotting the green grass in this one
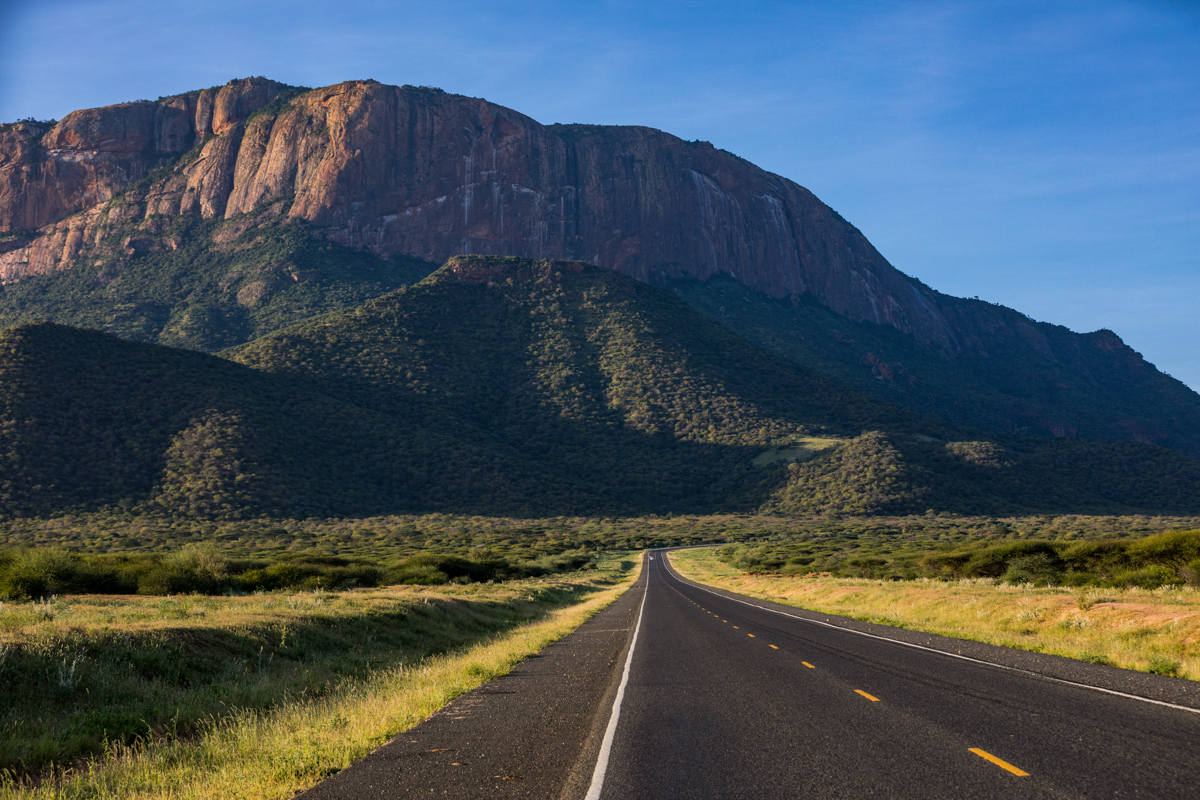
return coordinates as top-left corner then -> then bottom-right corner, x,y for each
0,553 -> 639,786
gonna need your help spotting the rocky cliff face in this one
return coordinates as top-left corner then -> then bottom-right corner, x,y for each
0,77 -> 288,280
0,79 -> 955,352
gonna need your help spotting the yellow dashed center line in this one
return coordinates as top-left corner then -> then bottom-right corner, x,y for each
747,634 -> 755,638
802,662 -> 815,668
769,645 -> 779,649
969,748 -> 1029,776
855,690 -> 881,702
732,626 -> 739,629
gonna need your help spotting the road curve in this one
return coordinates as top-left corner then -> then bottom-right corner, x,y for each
588,551 -> 1200,799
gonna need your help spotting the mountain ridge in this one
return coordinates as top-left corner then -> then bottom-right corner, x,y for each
1,77 -> 1197,456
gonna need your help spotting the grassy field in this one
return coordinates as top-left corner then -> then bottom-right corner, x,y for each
669,548 -> 1199,679
0,553 -> 640,799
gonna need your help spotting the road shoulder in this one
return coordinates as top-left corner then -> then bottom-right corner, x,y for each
298,571 -> 646,800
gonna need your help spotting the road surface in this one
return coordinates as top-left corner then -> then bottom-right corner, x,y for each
305,551 -> 1200,798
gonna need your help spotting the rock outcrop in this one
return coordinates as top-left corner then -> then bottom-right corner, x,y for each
0,78 -> 283,233
0,79 -> 956,351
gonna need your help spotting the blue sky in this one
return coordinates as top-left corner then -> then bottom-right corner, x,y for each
2,0 -> 1197,389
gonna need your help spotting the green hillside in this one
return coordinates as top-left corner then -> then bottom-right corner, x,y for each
0,215 -> 435,352
2,256 -> 1198,519
0,323 -> 420,518
230,256 -> 1200,517
675,275 -> 1200,458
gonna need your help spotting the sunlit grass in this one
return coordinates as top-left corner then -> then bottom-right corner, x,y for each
670,548 -> 1199,679
0,554 -> 641,799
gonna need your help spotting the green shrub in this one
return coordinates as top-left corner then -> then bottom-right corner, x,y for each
1147,659 -> 1181,677
0,549 -> 82,598
1179,559 -> 1200,588
1060,539 -> 1132,575
1109,565 -> 1182,590
1127,529 -> 1200,567
137,566 -> 194,596
1002,553 -> 1062,586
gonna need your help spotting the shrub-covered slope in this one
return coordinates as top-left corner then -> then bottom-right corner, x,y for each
231,256 -> 1200,517
0,215 -> 435,352
2,256 -> 1199,519
0,323 -> 420,518
4,78 -> 1198,461
675,275 -> 1200,458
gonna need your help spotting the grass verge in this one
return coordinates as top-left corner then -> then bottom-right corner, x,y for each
669,548 -> 1198,679
0,553 -> 641,799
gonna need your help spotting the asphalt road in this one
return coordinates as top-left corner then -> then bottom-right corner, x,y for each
303,551 -> 1200,798
590,552 -> 1200,799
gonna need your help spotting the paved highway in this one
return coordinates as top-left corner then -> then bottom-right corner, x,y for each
586,552 -> 1200,799
304,551 -> 1200,798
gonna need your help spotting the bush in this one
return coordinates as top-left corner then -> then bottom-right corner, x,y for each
137,545 -> 231,595
389,554 -> 503,585
1147,659 -> 1181,677
1127,530 -> 1200,567
845,557 -> 888,578
1002,553 -> 1062,586
0,537 -> 598,598
1060,540 -> 1131,575
1179,559 -> 1200,589
1109,565 -> 1182,590
391,564 -> 450,585
0,549 -> 87,598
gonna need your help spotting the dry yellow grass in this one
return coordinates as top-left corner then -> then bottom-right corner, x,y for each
669,548 -> 1200,679
0,556 -> 642,800
0,580 -> 582,641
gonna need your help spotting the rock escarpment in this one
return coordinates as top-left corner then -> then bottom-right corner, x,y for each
0,77 -> 289,280
0,79 -> 954,351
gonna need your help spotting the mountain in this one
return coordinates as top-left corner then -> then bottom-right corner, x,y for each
1,77 -> 1198,456
674,276 -> 1200,458
2,256 -> 1197,520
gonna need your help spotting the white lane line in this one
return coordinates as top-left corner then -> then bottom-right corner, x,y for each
584,554 -> 650,800
659,552 -> 1200,717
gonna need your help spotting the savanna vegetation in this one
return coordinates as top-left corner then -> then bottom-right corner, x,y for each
0,544 -> 599,600
0,510 -> 750,559
0,215 -> 434,353
4,509 -> 1198,599
3,256 -> 1197,521
676,274 -> 1200,458
0,554 -> 639,792
715,526 -> 1200,589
